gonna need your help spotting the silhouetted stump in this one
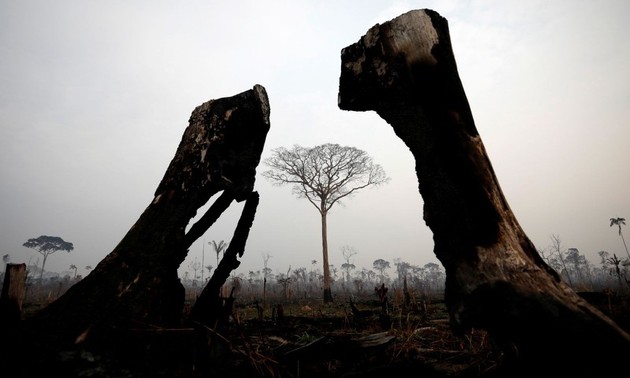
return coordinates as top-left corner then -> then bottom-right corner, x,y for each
23,85 -> 270,347
338,9 -> 630,376
0,263 -> 26,324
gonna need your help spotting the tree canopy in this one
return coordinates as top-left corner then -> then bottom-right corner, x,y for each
610,217 -> 629,260
262,143 -> 389,214
262,143 -> 389,302
209,239 -> 228,266
23,235 -> 74,281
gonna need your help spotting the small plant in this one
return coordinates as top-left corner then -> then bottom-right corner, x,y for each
294,331 -> 317,345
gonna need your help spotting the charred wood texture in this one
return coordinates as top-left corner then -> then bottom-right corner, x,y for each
338,9 -> 629,374
190,190 -> 260,327
0,263 -> 26,324
26,85 -> 270,345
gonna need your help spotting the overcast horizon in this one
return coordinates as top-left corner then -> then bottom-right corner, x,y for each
1,0 -> 629,280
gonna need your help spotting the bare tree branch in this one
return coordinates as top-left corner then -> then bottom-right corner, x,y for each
261,143 -> 389,302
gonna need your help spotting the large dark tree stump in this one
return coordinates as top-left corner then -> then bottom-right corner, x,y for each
338,9 -> 629,375
26,84 -> 270,345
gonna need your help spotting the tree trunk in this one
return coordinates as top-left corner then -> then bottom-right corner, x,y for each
621,231 -> 630,260
24,84 -> 270,345
39,254 -> 48,282
338,9 -> 630,375
321,210 -> 333,303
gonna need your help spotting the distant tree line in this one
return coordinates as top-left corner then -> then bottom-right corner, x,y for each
4,219 -> 629,306
178,258 -> 449,303
537,234 -> 630,293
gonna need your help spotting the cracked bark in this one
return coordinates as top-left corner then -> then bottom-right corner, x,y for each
338,9 -> 629,375
26,85 -> 270,345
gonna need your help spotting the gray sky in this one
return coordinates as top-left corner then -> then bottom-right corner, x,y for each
1,0 -> 629,279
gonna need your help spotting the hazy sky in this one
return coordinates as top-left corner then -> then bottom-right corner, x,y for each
1,0 -> 629,280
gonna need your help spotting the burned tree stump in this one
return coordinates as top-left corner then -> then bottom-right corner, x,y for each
338,9 -> 629,375
0,263 -> 26,324
190,190 -> 260,328
25,84 -> 270,345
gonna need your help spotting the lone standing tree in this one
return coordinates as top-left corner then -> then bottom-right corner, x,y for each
263,143 -> 388,302
610,217 -> 629,260
23,235 -> 74,281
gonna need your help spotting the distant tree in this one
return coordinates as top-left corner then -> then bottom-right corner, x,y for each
341,262 -> 356,286
610,217 -> 629,260
549,234 -> 573,287
209,240 -> 228,267
69,264 -> 78,279
205,265 -> 213,281
277,266 -> 293,299
188,258 -> 201,287
596,250 -> 615,288
538,248 -> 552,266
330,264 -> 339,282
292,267 -> 307,295
22,235 -> 74,281
85,265 -> 92,273
393,258 -> 412,286
2,254 -> 9,264
373,259 -> 390,284
353,278 -> 365,294
604,254 -> 627,291
421,262 -> 446,292
366,269 -> 376,284
539,251 -> 563,275
200,239 -> 206,283
247,270 -> 257,292
309,259 -> 319,286
262,252 -> 272,309
341,245 -> 358,285
565,248 -> 590,289
263,143 -> 389,302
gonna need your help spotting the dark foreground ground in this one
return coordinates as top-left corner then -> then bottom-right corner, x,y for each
4,293 -> 630,378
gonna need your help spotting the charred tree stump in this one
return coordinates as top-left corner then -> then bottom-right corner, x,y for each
25,84 -> 270,346
338,9 -> 630,375
190,191 -> 260,328
0,263 -> 26,324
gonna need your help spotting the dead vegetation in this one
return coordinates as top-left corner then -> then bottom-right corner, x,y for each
5,289 -> 488,377
234,296 -> 501,377
6,280 -> 630,377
